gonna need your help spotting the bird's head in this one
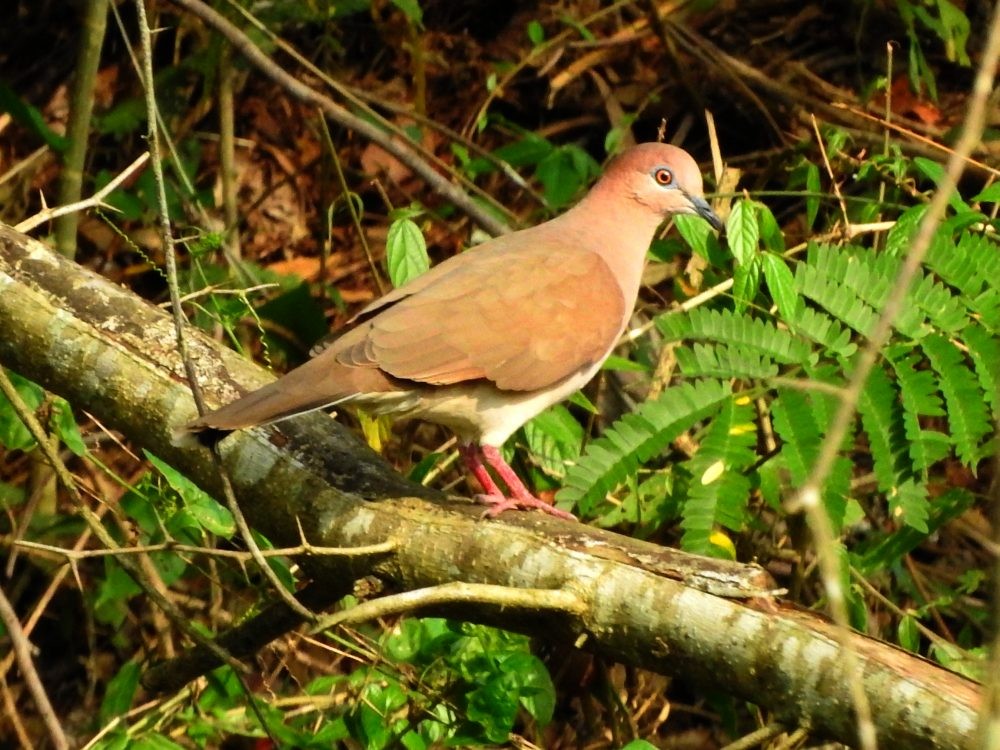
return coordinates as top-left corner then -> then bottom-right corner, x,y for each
601,142 -> 723,230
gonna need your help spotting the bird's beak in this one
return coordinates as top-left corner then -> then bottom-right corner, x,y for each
688,194 -> 724,232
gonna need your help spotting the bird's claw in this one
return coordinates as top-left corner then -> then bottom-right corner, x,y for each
474,493 -> 577,521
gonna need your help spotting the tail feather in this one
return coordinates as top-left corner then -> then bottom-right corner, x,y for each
172,356 -> 406,445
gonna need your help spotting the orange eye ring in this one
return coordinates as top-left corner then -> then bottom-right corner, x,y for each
654,168 -> 673,186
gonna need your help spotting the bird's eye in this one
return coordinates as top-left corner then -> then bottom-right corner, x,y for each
653,167 -> 674,186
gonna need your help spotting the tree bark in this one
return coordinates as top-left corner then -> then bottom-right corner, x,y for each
0,222 -> 981,749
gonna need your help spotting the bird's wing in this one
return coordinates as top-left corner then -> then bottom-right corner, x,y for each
333,243 -> 626,392
309,251 -> 459,356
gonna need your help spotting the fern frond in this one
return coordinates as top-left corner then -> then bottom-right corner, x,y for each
970,289 -> 1000,332
855,488 -> 974,574
857,365 -> 908,489
785,303 -> 857,358
770,388 -> 820,485
857,365 -> 929,529
769,387 -> 851,529
675,343 -> 779,379
557,380 -> 732,513
801,245 -> 965,338
884,205 -> 927,256
926,231 -> 1000,299
892,478 -> 930,534
796,261 -> 878,336
657,308 -> 812,364
962,323 -> 1000,411
886,347 -> 950,473
680,397 -> 756,555
522,405 -> 584,479
921,334 -> 992,467
908,273 -> 969,333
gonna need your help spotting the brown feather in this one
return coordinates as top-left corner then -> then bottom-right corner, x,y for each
338,242 -> 625,391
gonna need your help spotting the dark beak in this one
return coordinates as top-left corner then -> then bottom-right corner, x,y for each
689,195 -> 724,232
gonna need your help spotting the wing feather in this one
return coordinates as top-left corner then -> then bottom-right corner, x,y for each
333,241 -> 626,392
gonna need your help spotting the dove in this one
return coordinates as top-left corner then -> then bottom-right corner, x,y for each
182,142 -> 722,519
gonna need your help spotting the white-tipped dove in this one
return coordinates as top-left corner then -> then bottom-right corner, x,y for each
181,142 -> 722,519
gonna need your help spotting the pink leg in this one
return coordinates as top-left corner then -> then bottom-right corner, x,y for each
459,443 -> 504,497
477,444 -> 577,521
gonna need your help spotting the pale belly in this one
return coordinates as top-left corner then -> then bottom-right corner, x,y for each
349,358 -> 605,446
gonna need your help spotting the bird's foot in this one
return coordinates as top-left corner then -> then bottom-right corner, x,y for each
475,493 -> 577,521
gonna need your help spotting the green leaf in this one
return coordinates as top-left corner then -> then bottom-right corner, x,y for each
767,388 -> 850,531
522,405 -> 584,479
935,0 -> 971,65
386,218 -> 430,287
675,213 -> 726,267
0,370 -> 44,450
785,304 -> 856,358
857,365 -> 929,530
131,736 -> 187,750
0,81 -> 69,151
795,256 -> 878,336
886,205 -> 928,257
680,397 -> 756,555
99,661 -> 141,724
144,452 -> 236,537
674,343 -> 778,380
913,157 -> 969,212
898,615 -> 920,652
805,160 -> 821,229
761,253 -> 797,319
506,652 -> 555,725
732,256 -> 762,312
94,559 -> 142,627
407,451 -> 443,484
602,354 -> 649,373
962,323 -> 1000,412
770,389 -> 820,486
756,202 -> 785,252
89,731 -> 130,750
50,399 -> 87,456
467,676 -> 519,742
658,307 -> 813,364
972,183 -> 1000,203
892,477 -> 930,533
557,380 -> 732,514
726,199 -> 759,267
922,334 -> 992,467
856,489 -> 974,573
526,20 -> 545,45
887,347 -> 949,473
390,0 -> 422,23
535,145 -> 598,208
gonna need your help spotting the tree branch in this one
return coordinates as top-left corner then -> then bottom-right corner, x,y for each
0,222 -> 981,749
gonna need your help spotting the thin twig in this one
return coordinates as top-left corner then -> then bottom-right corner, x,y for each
719,722 -> 788,750
218,39 -> 241,261
810,114 -> 850,231
134,0 -> 317,623
833,103 -> 1000,179
11,537 -> 397,562
15,153 -> 150,233
318,112 -> 385,295
312,582 -> 586,634
0,584 -> 69,750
